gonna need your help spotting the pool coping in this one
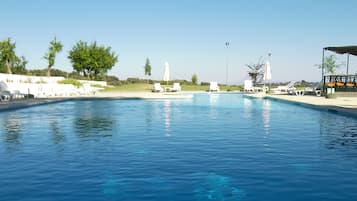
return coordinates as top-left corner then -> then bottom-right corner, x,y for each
0,94 -> 194,112
3,93 -> 356,119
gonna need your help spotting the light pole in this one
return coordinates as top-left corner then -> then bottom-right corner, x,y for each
225,42 -> 230,86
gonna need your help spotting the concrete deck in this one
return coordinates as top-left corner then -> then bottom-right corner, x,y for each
244,93 -> 357,116
0,91 -> 195,111
3,91 -> 356,117
93,91 -> 195,99
0,98 -> 69,111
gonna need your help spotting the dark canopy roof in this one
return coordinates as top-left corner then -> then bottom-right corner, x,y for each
324,46 -> 357,56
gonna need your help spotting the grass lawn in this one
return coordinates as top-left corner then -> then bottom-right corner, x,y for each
103,83 -> 243,92
103,83 -> 152,91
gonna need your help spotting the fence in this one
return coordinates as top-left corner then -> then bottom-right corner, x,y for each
323,75 -> 357,93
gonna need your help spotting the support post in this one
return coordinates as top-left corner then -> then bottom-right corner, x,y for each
225,42 -> 229,86
322,48 -> 325,93
346,53 -> 350,75
322,48 -> 325,79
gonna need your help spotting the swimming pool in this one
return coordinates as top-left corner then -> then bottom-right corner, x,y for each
0,94 -> 356,201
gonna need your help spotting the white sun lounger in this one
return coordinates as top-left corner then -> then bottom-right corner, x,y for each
209,82 -> 220,92
273,81 -> 296,94
170,83 -> 181,92
152,83 -> 164,92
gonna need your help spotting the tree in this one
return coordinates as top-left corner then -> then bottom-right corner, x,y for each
44,37 -> 63,77
191,73 -> 198,85
246,57 -> 265,86
68,41 -> 118,80
144,58 -> 151,82
317,55 -> 343,75
12,56 -> 28,74
0,38 -> 17,74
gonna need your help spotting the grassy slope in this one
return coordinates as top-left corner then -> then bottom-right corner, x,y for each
104,83 -> 153,91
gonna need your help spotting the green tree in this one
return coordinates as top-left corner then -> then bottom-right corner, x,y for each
44,37 -> 63,77
144,58 -> 152,75
12,56 -> 28,74
68,41 -> 118,80
0,38 -> 17,74
317,55 -> 343,75
191,73 -> 198,85
246,57 -> 265,86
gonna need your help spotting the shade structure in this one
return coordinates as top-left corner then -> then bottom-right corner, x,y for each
263,61 -> 272,81
324,46 -> 357,56
163,62 -> 170,82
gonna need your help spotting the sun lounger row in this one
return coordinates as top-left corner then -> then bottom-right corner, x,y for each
153,83 -> 182,92
0,90 -> 34,102
152,82 -> 220,93
208,82 -> 220,92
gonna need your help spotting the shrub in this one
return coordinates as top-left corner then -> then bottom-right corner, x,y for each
90,84 -> 103,88
58,79 -> 83,88
326,94 -> 337,99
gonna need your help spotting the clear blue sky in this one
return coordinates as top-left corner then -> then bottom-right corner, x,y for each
1,0 -> 357,83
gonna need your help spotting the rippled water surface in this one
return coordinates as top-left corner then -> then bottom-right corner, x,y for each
1,94 -> 357,201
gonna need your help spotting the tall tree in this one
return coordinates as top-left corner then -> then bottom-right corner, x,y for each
0,38 -> 17,74
12,56 -> 28,74
68,41 -> 118,80
144,58 -> 152,82
246,57 -> 265,86
316,55 -> 343,75
44,37 -> 63,77
191,73 -> 198,85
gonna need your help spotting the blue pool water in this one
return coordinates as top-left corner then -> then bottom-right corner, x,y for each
0,94 -> 357,201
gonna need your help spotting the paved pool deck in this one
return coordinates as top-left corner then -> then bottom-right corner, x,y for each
0,91 -> 196,111
93,91 -> 195,99
0,98 -> 68,111
3,91 -> 356,117
244,93 -> 357,117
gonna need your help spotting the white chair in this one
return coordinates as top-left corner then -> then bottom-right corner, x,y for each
209,82 -> 220,92
244,80 -> 254,92
152,83 -> 164,92
244,80 -> 263,93
0,91 -> 11,101
304,81 -> 322,96
170,83 -> 181,92
273,81 -> 296,94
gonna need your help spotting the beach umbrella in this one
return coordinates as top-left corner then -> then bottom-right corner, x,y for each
0,81 -> 9,92
263,61 -> 272,81
163,62 -> 170,85
263,61 -> 272,92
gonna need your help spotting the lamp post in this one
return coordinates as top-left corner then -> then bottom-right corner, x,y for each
225,42 -> 230,86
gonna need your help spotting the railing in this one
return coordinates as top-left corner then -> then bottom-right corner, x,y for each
323,75 -> 357,92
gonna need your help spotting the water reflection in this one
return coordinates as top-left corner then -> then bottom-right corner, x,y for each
209,93 -> 219,105
262,100 -> 271,134
144,102 -> 153,132
320,114 -> 357,150
49,118 -> 65,144
243,98 -> 253,118
209,94 -> 219,119
1,113 -> 23,151
74,101 -> 117,140
74,117 -> 115,139
163,100 -> 171,136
